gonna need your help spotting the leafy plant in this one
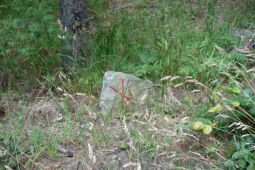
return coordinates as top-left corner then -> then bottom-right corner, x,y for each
224,136 -> 255,170
0,0 -> 60,88
207,84 -> 255,167
192,121 -> 216,135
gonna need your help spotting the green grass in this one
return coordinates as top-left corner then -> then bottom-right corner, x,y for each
0,0 -> 255,169
1,0 -> 254,92
76,0 -> 253,93
0,0 -> 61,89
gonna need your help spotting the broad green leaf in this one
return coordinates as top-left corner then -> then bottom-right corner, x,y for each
232,149 -> 250,159
229,87 -> 241,94
249,107 -> 255,115
231,101 -> 240,107
224,160 -> 235,167
208,108 -> 216,112
211,95 -> 217,100
202,125 -> 212,135
192,121 -> 204,130
238,159 -> 246,168
208,104 -> 222,112
210,122 -> 217,127
210,89 -> 222,100
214,104 -> 223,111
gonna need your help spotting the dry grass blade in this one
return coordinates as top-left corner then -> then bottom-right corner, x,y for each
88,143 -> 96,165
160,75 -> 172,81
122,162 -> 137,168
4,165 -> 13,170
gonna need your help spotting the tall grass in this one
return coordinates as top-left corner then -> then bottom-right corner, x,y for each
1,0 -> 254,93
79,0 -> 249,93
1,0 -> 255,169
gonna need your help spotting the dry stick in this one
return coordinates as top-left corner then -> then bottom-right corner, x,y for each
172,154 -> 218,169
112,3 -> 161,11
85,2 -> 138,22
111,2 -> 137,11
236,107 -> 255,126
226,104 -> 255,127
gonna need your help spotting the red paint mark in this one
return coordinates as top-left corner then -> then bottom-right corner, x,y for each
108,78 -> 134,104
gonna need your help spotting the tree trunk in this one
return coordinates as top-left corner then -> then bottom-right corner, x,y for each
0,69 -> 8,89
60,0 -> 89,72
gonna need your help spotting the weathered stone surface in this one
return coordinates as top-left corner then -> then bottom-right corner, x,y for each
231,29 -> 255,48
30,99 -> 63,125
99,71 -> 154,113
245,38 -> 255,51
231,29 -> 255,39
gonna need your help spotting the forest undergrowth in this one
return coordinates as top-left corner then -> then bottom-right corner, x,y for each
0,0 -> 255,169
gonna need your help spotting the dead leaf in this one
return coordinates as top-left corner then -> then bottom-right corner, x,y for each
4,165 -> 13,170
137,162 -> 142,170
122,162 -> 137,168
88,143 -> 96,165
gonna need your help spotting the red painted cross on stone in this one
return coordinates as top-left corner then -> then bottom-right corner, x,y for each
108,78 -> 135,104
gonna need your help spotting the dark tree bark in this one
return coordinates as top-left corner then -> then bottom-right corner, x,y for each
60,0 -> 89,72
0,69 -> 7,89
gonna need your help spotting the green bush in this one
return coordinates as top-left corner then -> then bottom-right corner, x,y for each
0,0 -> 61,88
